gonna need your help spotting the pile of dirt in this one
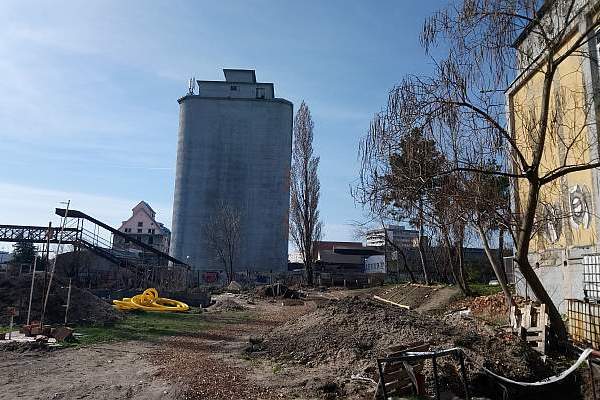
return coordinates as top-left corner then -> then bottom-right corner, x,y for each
208,293 -> 253,312
450,292 -> 527,317
262,297 -> 556,398
0,275 -> 121,325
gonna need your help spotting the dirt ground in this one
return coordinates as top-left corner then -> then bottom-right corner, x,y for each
0,341 -> 181,400
0,284 -> 585,400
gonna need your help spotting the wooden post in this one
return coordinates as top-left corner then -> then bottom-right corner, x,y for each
8,315 -> 13,340
7,307 -> 18,340
27,257 -> 38,325
64,278 -> 72,325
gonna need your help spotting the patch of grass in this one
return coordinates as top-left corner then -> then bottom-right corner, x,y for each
72,309 -> 251,347
469,283 -> 503,296
272,363 -> 283,374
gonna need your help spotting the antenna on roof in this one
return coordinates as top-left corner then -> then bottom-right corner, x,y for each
188,77 -> 196,95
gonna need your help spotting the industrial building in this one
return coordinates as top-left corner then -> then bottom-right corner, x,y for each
170,69 -> 293,276
366,225 -> 420,248
113,201 -> 171,254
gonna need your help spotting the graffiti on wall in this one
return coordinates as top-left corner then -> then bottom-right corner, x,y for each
541,203 -> 563,243
569,184 -> 591,229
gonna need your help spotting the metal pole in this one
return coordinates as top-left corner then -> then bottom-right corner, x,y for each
458,351 -> 470,400
42,222 -> 52,315
590,360 -> 598,400
376,360 -> 388,400
64,278 -> 72,325
27,257 -> 38,325
41,200 -> 70,327
432,355 -> 440,400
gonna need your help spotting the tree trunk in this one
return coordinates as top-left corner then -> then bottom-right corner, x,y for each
497,226 -> 509,285
417,205 -> 430,284
384,232 -> 416,283
429,244 -> 442,283
476,223 -> 514,307
455,233 -> 471,296
398,248 -> 416,283
305,260 -> 314,286
443,232 -> 467,296
516,180 -> 568,344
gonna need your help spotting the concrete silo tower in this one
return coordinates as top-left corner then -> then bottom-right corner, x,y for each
170,69 -> 293,277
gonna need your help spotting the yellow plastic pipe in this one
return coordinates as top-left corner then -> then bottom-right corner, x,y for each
112,288 -> 189,312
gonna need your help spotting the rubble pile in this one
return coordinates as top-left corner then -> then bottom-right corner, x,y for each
451,292 -> 525,316
263,297 -> 555,396
208,293 -> 255,312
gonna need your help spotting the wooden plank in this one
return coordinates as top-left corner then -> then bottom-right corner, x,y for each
384,365 -> 423,382
373,295 -> 411,309
385,377 -> 413,390
387,345 -> 429,357
387,342 -> 428,353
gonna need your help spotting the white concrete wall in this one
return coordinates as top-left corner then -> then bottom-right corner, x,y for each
515,248 -> 589,314
197,82 -> 274,99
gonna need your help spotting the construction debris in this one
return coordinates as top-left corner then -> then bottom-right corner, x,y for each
257,283 -> 304,299
510,302 -> 548,354
51,326 -> 74,342
451,292 -> 520,316
2,322 -> 74,345
226,280 -> 243,293
374,342 -> 430,398
262,296 -> 556,398
208,293 -> 254,312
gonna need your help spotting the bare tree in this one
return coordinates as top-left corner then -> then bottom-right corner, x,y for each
203,202 -> 241,284
290,101 -> 322,286
358,0 -> 600,343
460,165 -> 515,305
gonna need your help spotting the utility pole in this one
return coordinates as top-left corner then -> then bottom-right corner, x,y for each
41,221 -> 52,318
26,257 -> 37,325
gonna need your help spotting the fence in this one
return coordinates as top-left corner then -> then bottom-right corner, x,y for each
567,299 -> 600,349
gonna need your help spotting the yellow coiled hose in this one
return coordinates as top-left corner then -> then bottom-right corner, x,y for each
112,288 -> 189,312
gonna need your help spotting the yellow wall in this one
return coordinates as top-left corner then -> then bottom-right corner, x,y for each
511,34 -> 596,252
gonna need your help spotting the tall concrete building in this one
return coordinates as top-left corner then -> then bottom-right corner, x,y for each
170,69 -> 293,275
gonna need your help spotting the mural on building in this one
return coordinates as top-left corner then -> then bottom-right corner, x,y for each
569,184 -> 591,230
541,203 -> 563,244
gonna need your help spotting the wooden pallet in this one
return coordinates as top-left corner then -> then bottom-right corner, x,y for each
374,342 -> 429,399
510,303 -> 548,353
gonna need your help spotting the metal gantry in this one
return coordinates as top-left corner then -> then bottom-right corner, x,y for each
0,224 -> 79,244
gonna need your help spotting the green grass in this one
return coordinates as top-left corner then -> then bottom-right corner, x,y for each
71,309 -> 251,347
468,282 -> 503,296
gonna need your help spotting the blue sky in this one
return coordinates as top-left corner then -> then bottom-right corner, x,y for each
0,0 -> 445,251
